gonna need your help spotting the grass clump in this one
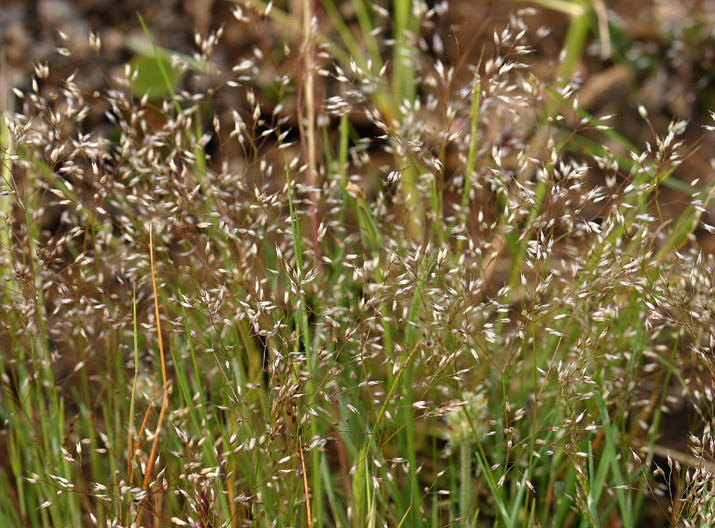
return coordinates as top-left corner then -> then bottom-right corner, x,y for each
1,3 -> 715,528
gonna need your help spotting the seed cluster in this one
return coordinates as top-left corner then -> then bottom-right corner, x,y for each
1,3 -> 715,528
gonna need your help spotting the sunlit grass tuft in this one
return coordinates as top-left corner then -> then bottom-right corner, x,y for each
1,3 -> 715,528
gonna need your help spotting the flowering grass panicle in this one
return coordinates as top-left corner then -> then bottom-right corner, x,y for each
1,3 -> 715,528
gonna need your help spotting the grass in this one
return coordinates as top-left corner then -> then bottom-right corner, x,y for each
1,2 -> 715,527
